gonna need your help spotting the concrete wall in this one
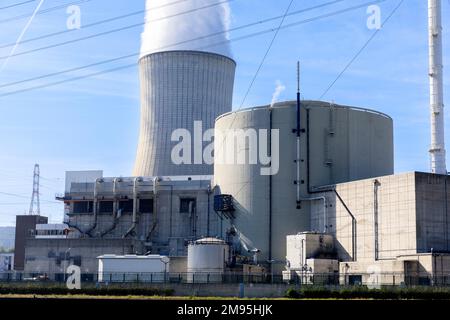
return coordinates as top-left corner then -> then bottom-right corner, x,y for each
14,215 -> 48,271
24,239 -> 140,276
311,172 -> 418,263
415,173 -> 450,252
134,51 -> 236,177
311,172 -> 450,279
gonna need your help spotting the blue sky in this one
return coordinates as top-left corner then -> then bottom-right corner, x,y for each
0,0 -> 449,226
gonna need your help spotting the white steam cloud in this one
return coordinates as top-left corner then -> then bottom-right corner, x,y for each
270,80 -> 286,108
140,0 -> 232,58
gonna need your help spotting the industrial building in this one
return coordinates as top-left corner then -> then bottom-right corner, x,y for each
214,100 -> 393,271
308,172 -> 450,285
14,215 -> 48,271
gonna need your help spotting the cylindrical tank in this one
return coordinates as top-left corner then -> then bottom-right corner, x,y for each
214,100 -> 393,268
187,237 -> 229,283
133,50 -> 236,177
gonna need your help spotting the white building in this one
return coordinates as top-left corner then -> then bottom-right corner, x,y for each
97,254 -> 170,283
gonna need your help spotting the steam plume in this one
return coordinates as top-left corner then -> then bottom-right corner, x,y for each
140,0 -> 232,58
270,80 -> 286,108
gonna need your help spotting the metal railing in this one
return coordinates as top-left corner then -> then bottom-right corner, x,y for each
1,271 -> 450,287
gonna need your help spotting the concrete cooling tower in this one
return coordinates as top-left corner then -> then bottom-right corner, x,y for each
133,0 -> 235,177
133,51 -> 236,177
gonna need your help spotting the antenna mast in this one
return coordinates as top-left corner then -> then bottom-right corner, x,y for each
29,164 -> 40,215
428,0 -> 446,174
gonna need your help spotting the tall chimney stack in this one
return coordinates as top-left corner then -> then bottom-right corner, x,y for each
428,0 -> 446,174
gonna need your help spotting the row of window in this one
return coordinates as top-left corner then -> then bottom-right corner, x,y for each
35,229 -> 68,236
72,198 -> 197,214
73,199 -> 152,214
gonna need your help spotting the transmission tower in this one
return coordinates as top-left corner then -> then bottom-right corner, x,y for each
29,164 -> 40,216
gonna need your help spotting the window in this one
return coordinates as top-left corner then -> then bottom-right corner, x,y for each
99,201 -> 114,213
73,201 -> 93,213
119,199 -> 134,213
139,199 -> 153,213
180,198 -> 196,213
348,275 -> 362,286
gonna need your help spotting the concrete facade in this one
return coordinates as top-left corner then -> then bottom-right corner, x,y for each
61,177 -> 220,257
14,215 -> 48,271
310,172 -> 450,284
24,238 -> 140,277
134,51 -> 236,177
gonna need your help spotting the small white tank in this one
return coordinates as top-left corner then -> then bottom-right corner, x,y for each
187,238 -> 229,283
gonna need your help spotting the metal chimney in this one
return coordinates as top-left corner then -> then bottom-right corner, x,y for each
428,0 -> 447,174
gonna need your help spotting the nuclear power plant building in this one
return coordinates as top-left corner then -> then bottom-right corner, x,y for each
18,0 -> 450,286
22,94 -> 450,284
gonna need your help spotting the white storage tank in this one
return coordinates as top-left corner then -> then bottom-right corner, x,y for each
187,238 -> 229,283
97,254 -> 169,283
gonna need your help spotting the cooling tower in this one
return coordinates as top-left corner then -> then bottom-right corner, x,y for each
133,50 -> 236,177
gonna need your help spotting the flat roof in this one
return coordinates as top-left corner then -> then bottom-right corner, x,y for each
216,100 -> 392,122
97,254 -> 168,259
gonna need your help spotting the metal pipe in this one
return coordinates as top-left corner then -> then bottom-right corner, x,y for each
146,176 -> 159,241
432,248 -> 436,286
207,185 -> 211,237
290,64 -> 329,233
86,178 -> 103,236
334,190 -> 357,261
373,179 -> 380,261
428,0 -> 446,174
100,177 -> 121,238
124,177 -> 142,238
112,177 -> 120,217
445,175 -> 449,251
190,200 -> 197,237
269,108 -> 273,263
169,185 -> 173,239
295,61 -> 302,209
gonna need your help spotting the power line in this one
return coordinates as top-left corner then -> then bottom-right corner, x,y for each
0,0 -> 37,11
236,0 -> 294,111
0,0 -> 192,49
0,0 -> 383,94
318,0 -> 404,99
0,0 -> 94,25
0,1 -> 382,96
0,0 -> 44,72
0,191 -> 59,204
0,0 -> 235,62
40,176 -> 63,182
0,64 -> 134,97
0,203 -> 61,206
